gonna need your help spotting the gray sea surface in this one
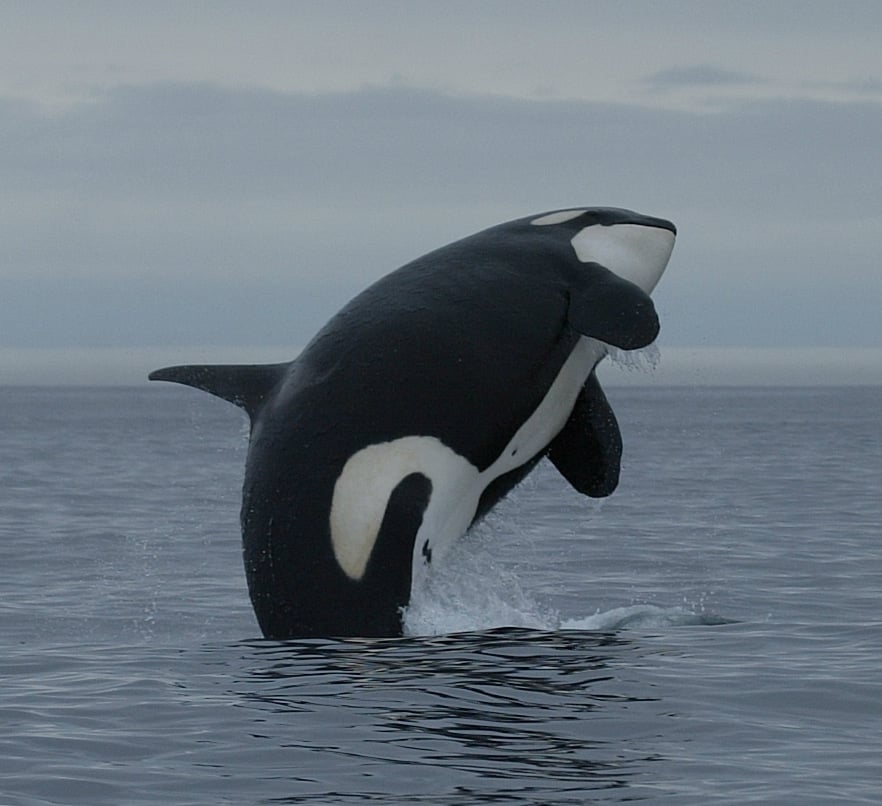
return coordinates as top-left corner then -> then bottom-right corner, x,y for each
1,385 -> 880,804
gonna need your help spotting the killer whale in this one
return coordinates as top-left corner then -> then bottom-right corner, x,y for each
150,207 -> 676,638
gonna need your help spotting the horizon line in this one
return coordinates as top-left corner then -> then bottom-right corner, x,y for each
2,345 -> 881,387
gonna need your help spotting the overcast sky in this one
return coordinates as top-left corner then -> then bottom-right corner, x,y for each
2,1 -> 881,384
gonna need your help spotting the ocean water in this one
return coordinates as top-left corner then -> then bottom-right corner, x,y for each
1,384 -> 880,804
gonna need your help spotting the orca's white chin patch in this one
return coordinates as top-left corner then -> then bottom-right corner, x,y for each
571,224 -> 675,294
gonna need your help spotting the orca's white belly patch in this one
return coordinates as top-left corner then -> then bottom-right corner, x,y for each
328,337 -> 607,584
485,337 -> 605,480
330,436 -> 479,581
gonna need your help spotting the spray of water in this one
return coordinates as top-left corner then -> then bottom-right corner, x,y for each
403,538 -> 560,635
606,342 -> 662,374
402,520 -> 726,636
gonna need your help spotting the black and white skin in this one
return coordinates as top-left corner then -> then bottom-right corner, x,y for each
151,207 -> 677,638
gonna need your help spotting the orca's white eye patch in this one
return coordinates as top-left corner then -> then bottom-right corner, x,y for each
531,210 -> 586,226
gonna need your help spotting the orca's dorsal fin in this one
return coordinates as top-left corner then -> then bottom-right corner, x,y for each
148,362 -> 288,419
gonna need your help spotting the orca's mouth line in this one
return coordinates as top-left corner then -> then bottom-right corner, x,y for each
612,217 -> 675,236
647,220 -> 677,236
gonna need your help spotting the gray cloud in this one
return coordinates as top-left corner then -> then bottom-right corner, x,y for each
814,77 -> 882,97
1,83 -> 880,356
646,64 -> 765,89
4,83 -> 878,212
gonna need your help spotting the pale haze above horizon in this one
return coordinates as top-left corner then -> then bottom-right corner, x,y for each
1,1 -> 881,385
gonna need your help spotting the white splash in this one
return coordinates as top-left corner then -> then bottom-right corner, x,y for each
606,342 -> 662,374
402,521 -> 724,636
562,604 -> 722,631
402,538 -> 558,636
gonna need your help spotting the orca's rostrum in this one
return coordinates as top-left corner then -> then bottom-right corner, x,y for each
150,207 -> 677,638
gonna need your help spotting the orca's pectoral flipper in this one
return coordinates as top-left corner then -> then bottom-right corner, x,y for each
547,372 -> 622,497
567,262 -> 659,350
148,362 -> 289,419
